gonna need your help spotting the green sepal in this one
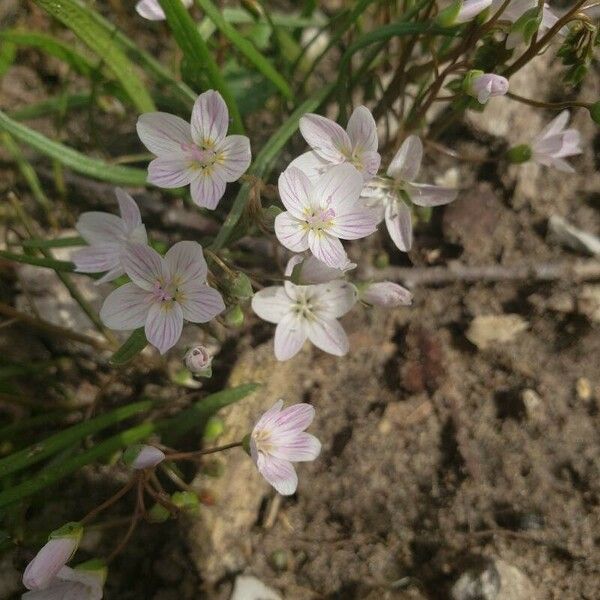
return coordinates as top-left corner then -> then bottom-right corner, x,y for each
49,521 -> 83,542
507,144 -> 533,163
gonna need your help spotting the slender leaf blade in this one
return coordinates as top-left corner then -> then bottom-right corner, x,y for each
110,329 -> 148,366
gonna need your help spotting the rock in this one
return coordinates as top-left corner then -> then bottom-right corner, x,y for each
451,558 -> 537,600
522,389 -> 544,421
230,575 -> 282,600
577,285 -> 600,323
466,315 -> 528,350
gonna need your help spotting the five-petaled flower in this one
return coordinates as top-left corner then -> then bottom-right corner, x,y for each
23,565 -> 105,600
251,276 -> 357,361
135,0 -> 192,21
275,164 -> 378,268
137,90 -> 251,209
100,242 -> 225,354
250,400 -> 321,495
72,188 -> 147,284
530,110 -> 582,173
363,135 -> 457,252
290,106 -> 381,183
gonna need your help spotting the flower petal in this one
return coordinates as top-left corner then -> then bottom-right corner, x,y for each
308,230 -> 347,268
361,150 -> 381,180
191,90 -> 229,146
95,266 -> 125,285
329,204 -> 377,240
100,283 -> 152,330
278,167 -> 313,219
115,188 -> 143,231
253,400 -> 285,432
136,0 -> 167,20
262,402 -> 315,433
305,316 -> 349,356
22,538 -> 78,591
313,280 -> 357,318
136,112 -> 192,156
122,243 -> 169,291
536,109 -> 570,141
145,302 -> 184,354
314,163 -> 363,211
408,183 -> 457,207
72,244 -> 121,274
456,0 -> 492,23
257,454 -> 298,495
274,313 -> 307,361
347,105 -> 378,152
214,135 -> 251,182
362,281 -> 413,307
385,200 -> 413,252
165,241 -> 207,285
269,432 -> 321,462
299,113 -> 351,163
148,157 -> 195,189
190,169 -> 226,209
274,212 -> 310,253
387,135 -> 422,182
287,151 -> 329,184
76,212 -> 126,245
252,287 -> 292,324
179,282 -> 225,323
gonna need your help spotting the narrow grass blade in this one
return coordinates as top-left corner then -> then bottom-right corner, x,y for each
0,250 -> 74,272
110,329 -> 148,366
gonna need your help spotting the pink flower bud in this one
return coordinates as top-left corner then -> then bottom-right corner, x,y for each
124,445 -> 165,470
184,345 -> 212,374
23,523 -> 83,590
361,282 -> 413,308
470,73 -> 509,104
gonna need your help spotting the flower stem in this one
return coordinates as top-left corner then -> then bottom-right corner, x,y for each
166,441 -> 243,461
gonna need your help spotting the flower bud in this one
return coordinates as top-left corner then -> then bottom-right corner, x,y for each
204,416 -> 224,441
23,522 -> 83,590
589,101 -> 600,125
147,502 -> 171,523
225,272 -> 254,301
361,282 -> 413,308
171,491 -> 200,514
123,444 -> 165,470
225,304 -> 244,327
465,71 -> 509,104
184,345 -> 213,377
507,144 -> 533,164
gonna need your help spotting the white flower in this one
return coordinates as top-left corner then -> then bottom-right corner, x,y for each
285,254 -> 355,285
469,73 -> 509,104
136,0 -> 193,21
23,566 -> 104,600
531,110 -> 582,172
251,278 -> 357,361
456,0 -> 493,23
360,281 -> 413,308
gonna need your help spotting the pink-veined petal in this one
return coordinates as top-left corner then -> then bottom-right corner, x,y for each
360,150 -> 381,180
178,282 -> 225,323
347,105 -> 378,152
285,255 -> 354,285
536,110 -> 570,142
76,212 -> 126,245
288,151 -> 329,184
100,283 -> 152,330
274,212 -> 310,253
72,244 -> 121,274
274,313 -> 307,361
165,241 -> 207,285
329,203 -> 377,240
385,200 -> 413,252
257,454 -> 298,495
115,188 -> 142,230
387,135 -> 423,182
278,167 -> 313,219
214,135 -> 251,182
189,169 -> 226,209
262,402 -> 315,433
136,112 -> 192,156
313,280 -> 357,318
308,231 -> 347,268
305,316 -> 349,356
95,266 -> 125,285
269,432 -> 322,462
314,163 -> 363,211
407,183 -> 458,207
547,157 -> 576,173
252,287 -> 292,324
22,538 -> 78,591
191,90 -> 229,146
299,113 -> 351,163
145,302 -> 183,354
147,157 -> 195,189
122,243 -> 169,291
253,400 -> 285,431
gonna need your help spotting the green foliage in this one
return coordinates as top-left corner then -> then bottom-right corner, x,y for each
110,330 -> 148,366
557,21 -> 598,86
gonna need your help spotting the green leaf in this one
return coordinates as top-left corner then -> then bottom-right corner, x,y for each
32,0 -> 155,112
0,40 -> 16,80
110,329 -> 148,366
0,110 -> 148,186
0,249 -> 74,272
195,0 -> 292,99
158,0 -> 244,134
0,400 -> 153,479
211,84 -> 334,250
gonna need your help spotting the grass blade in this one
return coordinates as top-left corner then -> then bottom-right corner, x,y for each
0,250 -> 74,272
110,329 -> 148,366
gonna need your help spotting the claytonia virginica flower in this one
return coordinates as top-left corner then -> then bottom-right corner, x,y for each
136,0 -> 192,21
184,345 -> 212,374
251,276 -> 357,361
359,281 -> 413,308
250,400 -> 321,495
530,110 -> 582,172
123,445 -> 165,470
363,135 -> 457,252
23,565 -> 105,600
468,72 -> 509,104
275,164 -> 378,268
100,242 -> 225,354
290,106 -> 381,183
72,188 -> 147,284
137,90 -> 251,209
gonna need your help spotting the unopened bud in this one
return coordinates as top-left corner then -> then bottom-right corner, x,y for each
123,444 -> 165,470
184,345 -> 212,377
225,272 -> 254,301
507,144 -> 533,164
147,503 -> 171,523
171,491 -> 199,514
361,282 -> 413,308
465,70 -> 509,104
225,305 -> 244,327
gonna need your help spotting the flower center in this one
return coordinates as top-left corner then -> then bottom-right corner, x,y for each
182,143 -> 217,170
304,207 -> 335,233
252,428 -> 274,454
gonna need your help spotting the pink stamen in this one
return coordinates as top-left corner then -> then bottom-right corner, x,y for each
181,143 -> 216,165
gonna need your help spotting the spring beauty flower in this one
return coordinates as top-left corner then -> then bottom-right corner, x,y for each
290,106 -> 381,183
23,564 -> 106,600
123,445 -> 165,470
23,523 -> 83,591
360,282 -> 413,308
250,400 -> 321,495
530,110 -> 582,172
251,277 -> 357,361
184,344 -> 212,374
136,0 -> 193,21
363,135 -> 457,251
275,164 -> 378,268
72,188 -> 147,284
100,242 -> 225,354
468,72 -> 509,104
137,90 -> 251,209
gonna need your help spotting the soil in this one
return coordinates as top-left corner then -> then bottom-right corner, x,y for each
0,3 -> 599,600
